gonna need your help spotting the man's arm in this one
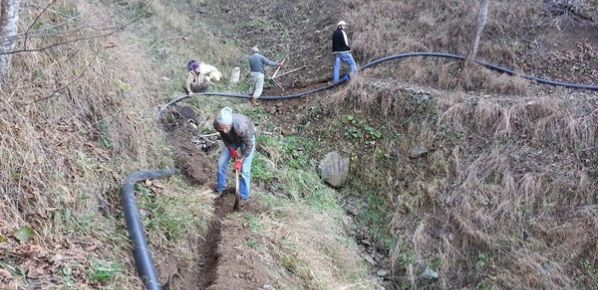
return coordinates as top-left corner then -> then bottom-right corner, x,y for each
261,55 -> 280,67
239,132 -> 254,157
236,121 -> 255,157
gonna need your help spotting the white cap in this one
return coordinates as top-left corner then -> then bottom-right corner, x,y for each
251,46 -> 259,53
337,20 -> 347,26
216,107 -> 233,125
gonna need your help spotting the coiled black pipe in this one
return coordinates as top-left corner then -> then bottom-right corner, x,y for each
160,51 -> 597,113
122,168 -> 181,290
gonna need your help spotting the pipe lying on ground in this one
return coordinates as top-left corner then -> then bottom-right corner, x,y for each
121,168 -> 181,290
159,51 -> 597,115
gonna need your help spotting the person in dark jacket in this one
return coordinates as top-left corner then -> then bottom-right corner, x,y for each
332,20 -> 357,82
213,107 -> 256,202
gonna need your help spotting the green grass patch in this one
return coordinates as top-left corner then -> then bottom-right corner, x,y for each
282,136 -> 317,169
252,152 -> 277,183
88,259 -> 121,284
243,213 -> 263,233
137,179 -> 208,241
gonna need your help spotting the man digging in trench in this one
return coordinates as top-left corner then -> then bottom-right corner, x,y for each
213,107 -> 256,207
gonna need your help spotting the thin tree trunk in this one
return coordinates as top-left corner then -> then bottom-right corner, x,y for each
467,0 -> 490,64
0,0 -> 21,88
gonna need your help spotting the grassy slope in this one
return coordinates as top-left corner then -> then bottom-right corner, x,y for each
2,0 -> 595,289
0,0 -> 233,288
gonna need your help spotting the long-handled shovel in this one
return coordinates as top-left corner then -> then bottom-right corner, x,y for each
271,58 -> 286,79
233,166 -> 240,211
270,58 -> 286,92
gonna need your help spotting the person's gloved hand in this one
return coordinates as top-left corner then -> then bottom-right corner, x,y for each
234,159 -> 242,171
230,148 -> 239,160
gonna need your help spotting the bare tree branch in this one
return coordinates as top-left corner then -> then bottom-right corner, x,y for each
23,0 -> 59,50
1,0 -> 152,56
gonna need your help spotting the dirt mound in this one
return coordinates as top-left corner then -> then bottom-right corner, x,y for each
162,106 -> 218,184
172,130 -> 213,184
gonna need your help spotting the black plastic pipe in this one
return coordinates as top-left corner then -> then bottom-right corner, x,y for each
159,52 -> 598,112
160,51 -> 597,114
360,52 -> 598,91
121,168 -> 181,290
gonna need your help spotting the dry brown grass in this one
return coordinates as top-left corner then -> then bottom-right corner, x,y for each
320,1 -> 597,287
323,79 -> 597,288
341,0 -> 595,94
0,0 -> 219,288
257,194 -> 377,290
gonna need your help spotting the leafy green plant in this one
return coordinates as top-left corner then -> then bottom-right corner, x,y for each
13,227 -> 35,243
282,136 -> 317,169
89,260 -> 121,283
583,259 -> 598,277
97,120 -> 113,150
475,252 -> 494,271
343,115 -> 382,145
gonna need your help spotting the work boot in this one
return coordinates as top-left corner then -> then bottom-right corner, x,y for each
250,98 -> 257,106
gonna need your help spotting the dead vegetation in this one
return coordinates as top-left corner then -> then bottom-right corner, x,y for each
0,0 -> 218,288
345,0 -> 597,94
2,0 -> 596,289
320,79 -> 597,288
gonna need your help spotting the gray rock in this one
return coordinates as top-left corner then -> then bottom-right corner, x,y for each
318,151 -> 350,187
408,147 -> 429,158
420,266 -> 438,280
229,67 -> 241,86
376,269 -> 389,277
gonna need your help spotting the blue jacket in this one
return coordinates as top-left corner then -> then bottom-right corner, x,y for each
248,53 -> 278,73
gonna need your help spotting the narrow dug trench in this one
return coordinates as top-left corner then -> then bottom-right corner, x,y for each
195,193 -> 236,289
160,106 -> 273,290
159,106 -> 226,289
161,192 -> 236,290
